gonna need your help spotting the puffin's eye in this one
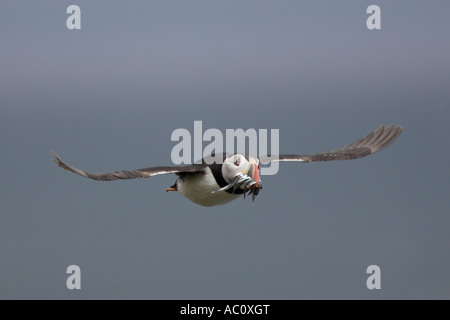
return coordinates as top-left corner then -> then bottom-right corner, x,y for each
234,158 -> 241,166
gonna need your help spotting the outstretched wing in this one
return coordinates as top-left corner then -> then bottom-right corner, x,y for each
259,125 -> 403,163
50,151 -> 207,181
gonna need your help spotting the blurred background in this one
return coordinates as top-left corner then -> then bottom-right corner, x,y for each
0,1 -> 449,299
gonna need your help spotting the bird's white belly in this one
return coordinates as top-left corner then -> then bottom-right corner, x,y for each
176,168 -> 241,207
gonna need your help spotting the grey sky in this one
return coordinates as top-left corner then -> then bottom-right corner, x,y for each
0,1 -> 449,299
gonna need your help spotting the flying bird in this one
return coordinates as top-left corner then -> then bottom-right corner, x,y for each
51,124 -> 402,207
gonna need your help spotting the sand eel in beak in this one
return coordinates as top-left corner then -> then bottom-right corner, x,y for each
51,125 -> 402,207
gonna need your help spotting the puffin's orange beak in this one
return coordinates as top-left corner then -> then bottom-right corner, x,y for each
249,164 -> 260,189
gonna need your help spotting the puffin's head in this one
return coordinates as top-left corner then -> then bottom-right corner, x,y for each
217,154 -> 262,201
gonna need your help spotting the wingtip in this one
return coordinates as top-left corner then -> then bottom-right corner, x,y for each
377,124 -> 403,137
370,124 -> 403,153
49,150 -> 62,164
49,150 -> 73,173
387,124 -> 404,136
383,124 -> 403,130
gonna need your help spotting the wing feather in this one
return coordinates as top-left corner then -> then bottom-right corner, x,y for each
259,125 -> 402,163
50,151 -> 206,181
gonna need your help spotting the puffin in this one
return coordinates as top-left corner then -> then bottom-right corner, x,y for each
51,125 -> 402,207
